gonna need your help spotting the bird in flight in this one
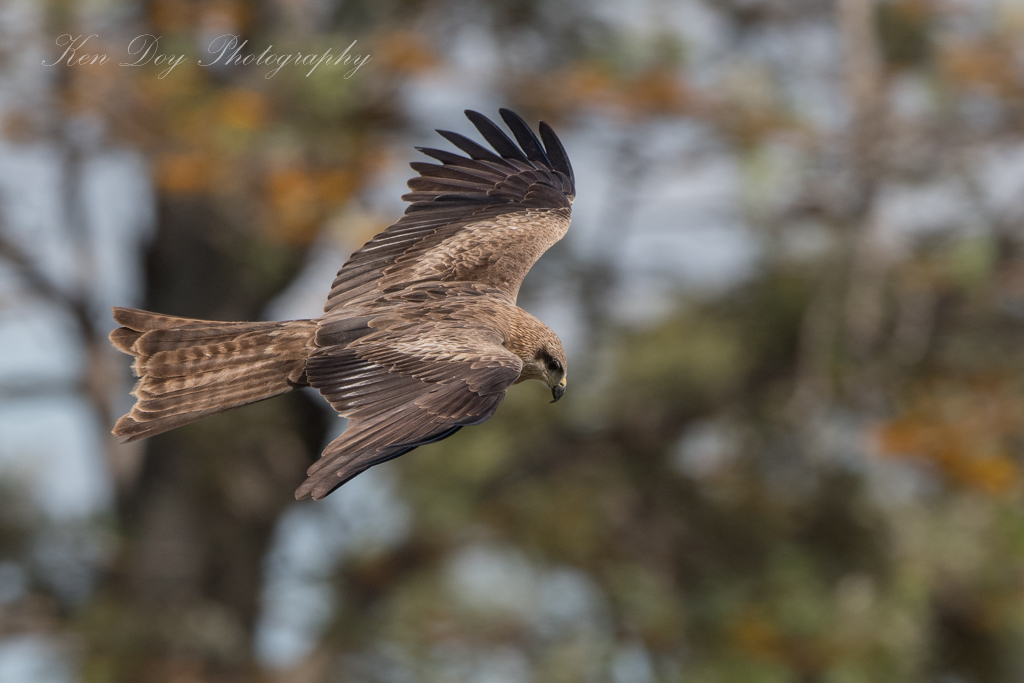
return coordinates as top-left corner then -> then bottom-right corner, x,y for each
110,109 -> 575,500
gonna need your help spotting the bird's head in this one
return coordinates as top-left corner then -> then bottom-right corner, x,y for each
505,310 -> 568,402
540,345 -> 568,403
516,337 -> 567,403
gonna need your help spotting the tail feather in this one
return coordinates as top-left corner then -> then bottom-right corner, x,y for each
110,307 -> 316,442
131,362 -> 303,413
133,322 -> 289,349
109,327 -> 142,353
132,362 -> 298,401
112,307 -> 213,331
140,341 -> 294,378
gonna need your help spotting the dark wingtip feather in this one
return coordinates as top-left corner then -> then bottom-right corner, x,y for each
538,121 -> 575,186
432,111 -> 574,190
396,111 -> 575,213
498,109 -> 551,166
464,110 -> 530,164
435,129 -> 506,164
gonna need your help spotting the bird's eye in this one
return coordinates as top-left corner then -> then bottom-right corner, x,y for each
547,359 -> 562,373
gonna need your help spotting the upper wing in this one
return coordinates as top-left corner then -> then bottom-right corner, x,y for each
323,109 -> 575,313
297,303 -> 522,500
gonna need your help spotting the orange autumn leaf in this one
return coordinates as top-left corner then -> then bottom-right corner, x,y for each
374,31 -> 439,74
266,166 -> 357,244
155,152 -> 217,194
564,63 -> 616,104
728,609 -> 833,673
513,63 -> 691,120
622,67 -> 689,115
877,381 -> 1024,494
150,0 -> 250,35
149,0 -> 199,33
218,89 -> 269,131
940,41 -> 1020,95
268,168 -> 320,242
317,169 -> 357,202
731,612 -> 785,662
2,110 -> 37,144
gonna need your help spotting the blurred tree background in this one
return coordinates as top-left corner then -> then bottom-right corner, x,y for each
2,0 -> 1024,681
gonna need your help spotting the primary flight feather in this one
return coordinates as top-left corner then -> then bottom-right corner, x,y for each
110,109 -> 574,500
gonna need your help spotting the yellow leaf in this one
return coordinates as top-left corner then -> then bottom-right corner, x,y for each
155,152 -> 216,194
219,89 -> 268,131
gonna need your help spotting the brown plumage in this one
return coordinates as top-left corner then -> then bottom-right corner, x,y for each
111,109 -> 574,500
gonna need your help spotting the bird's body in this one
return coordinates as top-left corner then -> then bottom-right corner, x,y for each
110,109 -> 574,499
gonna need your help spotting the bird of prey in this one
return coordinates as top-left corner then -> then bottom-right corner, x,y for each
110,109 -> 575,500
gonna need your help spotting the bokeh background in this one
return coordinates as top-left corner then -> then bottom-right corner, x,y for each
1,0 -> 1024,681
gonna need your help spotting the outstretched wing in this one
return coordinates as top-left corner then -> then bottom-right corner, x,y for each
298,296 -> 522,500
323,109 -> 575,313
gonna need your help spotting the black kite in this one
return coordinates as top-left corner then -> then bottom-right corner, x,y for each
110,109 -> 575,500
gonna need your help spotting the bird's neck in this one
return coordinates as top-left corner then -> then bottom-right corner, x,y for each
500,307 -> 552,378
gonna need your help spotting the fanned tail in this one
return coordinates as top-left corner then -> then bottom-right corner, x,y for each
110,307 -> 316,442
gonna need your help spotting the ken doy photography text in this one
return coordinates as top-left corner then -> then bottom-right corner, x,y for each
43,33 -> 372,79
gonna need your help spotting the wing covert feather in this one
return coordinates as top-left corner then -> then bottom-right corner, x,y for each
324,109 -> 574,312
299,307 -> 522,500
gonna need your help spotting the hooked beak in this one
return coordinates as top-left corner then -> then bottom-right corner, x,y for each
550,377 -> 567,403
